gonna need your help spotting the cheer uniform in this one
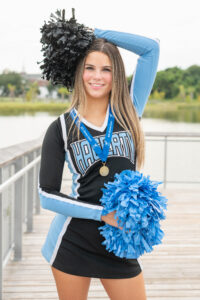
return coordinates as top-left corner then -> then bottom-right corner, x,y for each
38,28 -> 160,278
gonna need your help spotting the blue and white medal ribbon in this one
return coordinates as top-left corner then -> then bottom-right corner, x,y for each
70,104 -> 115,176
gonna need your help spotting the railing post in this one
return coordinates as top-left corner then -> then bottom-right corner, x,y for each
0,168 -> 3,300
26,153 -> 34,233
163,136 -> 168,189
34,150 -> 40,215
13,158 -> 23,261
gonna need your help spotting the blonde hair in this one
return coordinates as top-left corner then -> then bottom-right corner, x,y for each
65,38 -> 145,170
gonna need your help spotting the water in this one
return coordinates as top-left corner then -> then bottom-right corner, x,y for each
0,113 -> 56,149
141,118 -> 200,133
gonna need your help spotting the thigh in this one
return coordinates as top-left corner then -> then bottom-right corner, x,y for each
100,271 -> 147,300
51,266 -> 91,300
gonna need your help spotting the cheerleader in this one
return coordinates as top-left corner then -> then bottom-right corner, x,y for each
38,10 -> 160,300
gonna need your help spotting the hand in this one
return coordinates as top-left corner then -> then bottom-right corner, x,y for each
101,211 -> 131,233
101,210 -> 123,230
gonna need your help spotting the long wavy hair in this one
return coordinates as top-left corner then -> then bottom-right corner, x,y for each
65,38 -> 145,170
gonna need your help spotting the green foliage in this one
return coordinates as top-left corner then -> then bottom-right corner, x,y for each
0,102 -> 70,115
0,71 -> 23,96
150,65 -> 200,100
25,82 -> 40,102
7,83 -> 16,98
151,67 -> 180,99
149,90 -> 165,100
57,86 -> 70,101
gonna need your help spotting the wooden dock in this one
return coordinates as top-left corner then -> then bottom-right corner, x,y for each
2,185 -> 200,299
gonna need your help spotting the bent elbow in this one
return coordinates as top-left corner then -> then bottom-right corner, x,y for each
152,38 -> 160,55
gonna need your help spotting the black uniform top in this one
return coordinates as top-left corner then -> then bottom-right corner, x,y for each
39,103 -> 137,221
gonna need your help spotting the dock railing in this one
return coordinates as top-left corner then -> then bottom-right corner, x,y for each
0,138 -> 42,299
144,132 -> 200,188
0,131 -> 200,299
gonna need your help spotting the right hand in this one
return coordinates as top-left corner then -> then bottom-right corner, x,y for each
101,210 -> 123,230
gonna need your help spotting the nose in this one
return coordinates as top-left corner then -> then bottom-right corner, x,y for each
93,69 -> 102,80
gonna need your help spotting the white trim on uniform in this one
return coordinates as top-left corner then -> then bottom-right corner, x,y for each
60,114 -> 68,151
50,216 -> 72,265
59,112 -> 81,198
38,187 -> 103,211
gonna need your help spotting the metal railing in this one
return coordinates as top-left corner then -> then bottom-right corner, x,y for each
0,138 -> 42,299
0,131 -> 200,299
144,132 -> 200,188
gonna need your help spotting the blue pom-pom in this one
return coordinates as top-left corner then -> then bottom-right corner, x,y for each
98,170 -> 168,259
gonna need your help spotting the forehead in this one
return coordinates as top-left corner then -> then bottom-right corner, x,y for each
85,51 -> 111,66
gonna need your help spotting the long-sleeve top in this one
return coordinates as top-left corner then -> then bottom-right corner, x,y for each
38,28 -> 160,221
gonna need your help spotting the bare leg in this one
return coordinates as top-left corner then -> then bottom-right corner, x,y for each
100,271 -> 147,300
51,266 -> 91,300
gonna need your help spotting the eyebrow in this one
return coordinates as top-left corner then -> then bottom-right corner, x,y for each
85,64 -> 112,68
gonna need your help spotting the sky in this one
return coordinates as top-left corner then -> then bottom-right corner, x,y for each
0,0 -> 200,77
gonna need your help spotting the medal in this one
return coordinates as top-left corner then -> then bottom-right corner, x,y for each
99,162 -> 109,176
70,104 -> 115,177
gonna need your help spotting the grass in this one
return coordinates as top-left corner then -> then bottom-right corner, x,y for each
0,101 -> 70,115
146,99 -> 200,110
143,99 -> 200,122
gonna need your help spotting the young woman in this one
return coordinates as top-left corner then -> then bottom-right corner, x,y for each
38,27 -> 160,300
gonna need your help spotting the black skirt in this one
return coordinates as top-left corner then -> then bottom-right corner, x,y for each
42,214 -> 142,279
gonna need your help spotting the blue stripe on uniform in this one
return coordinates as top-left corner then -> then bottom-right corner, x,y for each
41,213 -> 71,264
65,151 -> 80,198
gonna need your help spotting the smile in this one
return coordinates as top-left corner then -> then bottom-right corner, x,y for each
89,83 -> 104,87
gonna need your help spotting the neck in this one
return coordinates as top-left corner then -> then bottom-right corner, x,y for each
78,96 -> 109,118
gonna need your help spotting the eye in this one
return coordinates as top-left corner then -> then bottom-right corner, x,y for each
85,66 -> 93,70
103,68 -> 111,72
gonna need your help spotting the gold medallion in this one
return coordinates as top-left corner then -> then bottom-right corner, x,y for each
99,164 -> 109,176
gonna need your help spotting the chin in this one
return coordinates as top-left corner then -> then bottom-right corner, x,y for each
86,91 -> 110,100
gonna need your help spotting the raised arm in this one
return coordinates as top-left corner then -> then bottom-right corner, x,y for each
94,28 -> 160,118
38,118 -> 103,221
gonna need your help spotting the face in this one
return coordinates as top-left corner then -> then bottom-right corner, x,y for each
82,51 -> 112,101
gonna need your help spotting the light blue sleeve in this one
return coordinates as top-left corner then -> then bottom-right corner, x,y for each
38,185 -> 103,221
94,28 -> 160,118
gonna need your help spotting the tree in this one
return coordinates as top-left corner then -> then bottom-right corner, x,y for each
7,83 -> 16,99
25,82 -> 39,102
152,70 -> 180,99
182,65 -> 200,98
57,87 -> 70,102
185,86 -> 195,101
0,71 -> 22,96
149,89 -> 165,100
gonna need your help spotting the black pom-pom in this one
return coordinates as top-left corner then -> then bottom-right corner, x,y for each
37,9 -> 95,91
